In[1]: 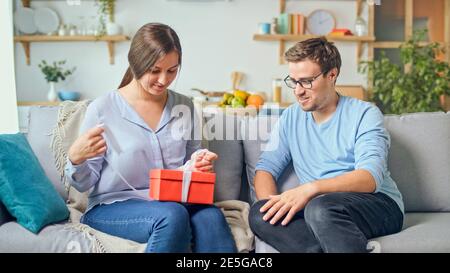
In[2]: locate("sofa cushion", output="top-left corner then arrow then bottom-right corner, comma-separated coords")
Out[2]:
255,213 -> 450,253
371,212 -> 450,252
204,111 -> 244,201
27,106 -> 68,200
0,133 -> 69,233
384,112 -> 450,212
241,116 -> 300,204
209,140 -> 244,201
0,221 -> 92,253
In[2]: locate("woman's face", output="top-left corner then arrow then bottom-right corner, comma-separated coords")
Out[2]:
138,51 -> 180,96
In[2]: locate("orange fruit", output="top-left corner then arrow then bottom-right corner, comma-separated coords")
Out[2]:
246,94 -> 264,108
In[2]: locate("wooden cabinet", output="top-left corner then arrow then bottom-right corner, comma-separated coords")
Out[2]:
373,0 -> 450,63
253,0 -> 376,64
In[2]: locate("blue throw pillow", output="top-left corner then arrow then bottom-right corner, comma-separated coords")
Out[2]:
0,133 -> 69,233
0,201 -> 13,225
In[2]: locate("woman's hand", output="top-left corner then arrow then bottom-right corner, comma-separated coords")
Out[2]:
68,126 -> 107,165
191,150 -> 218,173
260,183 -> 318,226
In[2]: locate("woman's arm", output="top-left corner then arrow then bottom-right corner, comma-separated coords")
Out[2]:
65,103 -> 106,192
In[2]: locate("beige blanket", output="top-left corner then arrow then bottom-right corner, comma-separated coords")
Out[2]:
50,100 -> 89,223
50,100 -> 254,253
215,200 -> 254,253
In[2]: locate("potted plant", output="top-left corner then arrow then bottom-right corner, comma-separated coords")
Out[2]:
38,60 -> 76,102
96,0 -> 121,36
359,29 -> 450,114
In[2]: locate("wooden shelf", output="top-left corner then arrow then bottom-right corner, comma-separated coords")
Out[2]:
14,35 -> 130,65
17,101 -> 60,107
254,34 -> 375,64
253,34 -> 375,42
261,0 -> 376,64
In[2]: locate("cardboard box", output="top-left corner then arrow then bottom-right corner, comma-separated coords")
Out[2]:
149,169 -> 216,204
336,85 -> 367,100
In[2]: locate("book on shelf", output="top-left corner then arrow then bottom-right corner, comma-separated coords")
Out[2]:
297,14 -> 305,35
279,13 -> 305,35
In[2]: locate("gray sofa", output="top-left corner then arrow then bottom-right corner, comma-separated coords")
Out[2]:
0,105 -> 449,253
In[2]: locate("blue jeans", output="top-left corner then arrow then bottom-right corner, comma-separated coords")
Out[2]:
249,192 -> 403,253
81,199 -> 237,253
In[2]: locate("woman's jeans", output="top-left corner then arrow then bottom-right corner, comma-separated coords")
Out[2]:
249,192 -> 404,253
81,199 -> 237,253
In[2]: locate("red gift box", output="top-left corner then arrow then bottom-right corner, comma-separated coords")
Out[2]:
149,169 -> 216,204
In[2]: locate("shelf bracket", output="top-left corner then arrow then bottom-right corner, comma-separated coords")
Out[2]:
279,40 -> 285,65
356,0 -> 363,17
20,42 -> 31,65
356,41 -> 363,64
107,41 -> 115,65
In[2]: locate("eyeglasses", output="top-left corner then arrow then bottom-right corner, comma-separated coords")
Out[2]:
284,71 -> 327,90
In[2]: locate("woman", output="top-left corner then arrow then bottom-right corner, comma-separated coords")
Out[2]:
65,23 -> 237,253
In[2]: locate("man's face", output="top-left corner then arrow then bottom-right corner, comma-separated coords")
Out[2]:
287,59 -> 337,112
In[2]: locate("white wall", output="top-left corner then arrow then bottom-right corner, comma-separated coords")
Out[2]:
1,0 -> 19,133
14,0 -> 368,103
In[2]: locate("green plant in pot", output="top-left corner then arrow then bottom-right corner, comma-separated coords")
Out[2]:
96,0 -> 116,36
359,29 -> 450,114
38,60 -> 76,102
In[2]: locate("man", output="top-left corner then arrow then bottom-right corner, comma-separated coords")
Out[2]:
248,37 -> 404,253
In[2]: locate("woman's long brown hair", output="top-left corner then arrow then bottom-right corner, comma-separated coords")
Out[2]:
118,23 -> 182,89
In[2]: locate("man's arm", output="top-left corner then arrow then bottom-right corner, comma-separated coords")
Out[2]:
312,169 -> 376,195
254,112 -> 292,201
255,170 -> 278,200
313,105 -> 387,195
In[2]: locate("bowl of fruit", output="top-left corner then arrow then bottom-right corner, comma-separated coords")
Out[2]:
218,90 -> 265,109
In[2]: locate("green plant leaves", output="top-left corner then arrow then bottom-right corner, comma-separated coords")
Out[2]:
359,29 -> 450,114
95,0 -> 116,35
38,60 -> 76,83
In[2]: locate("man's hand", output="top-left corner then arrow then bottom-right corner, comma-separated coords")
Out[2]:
191,150 -> 218,173
260,183 -> 318,226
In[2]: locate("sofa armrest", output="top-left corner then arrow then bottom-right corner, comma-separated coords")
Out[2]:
0,202 -> 13,226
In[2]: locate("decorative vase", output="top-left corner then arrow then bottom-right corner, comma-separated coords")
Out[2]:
355,16 -> 367,36
106,22 -> 123,35
47,82 -> 58,102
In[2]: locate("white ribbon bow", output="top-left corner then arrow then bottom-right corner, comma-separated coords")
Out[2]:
180,149 -> 208,203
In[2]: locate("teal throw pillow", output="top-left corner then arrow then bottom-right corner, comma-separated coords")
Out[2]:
0,133 -> 69,233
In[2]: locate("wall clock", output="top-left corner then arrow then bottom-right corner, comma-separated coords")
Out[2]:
306,9 -> 336,36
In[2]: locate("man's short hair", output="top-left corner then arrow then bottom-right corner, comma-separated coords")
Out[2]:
285,37 -> 342,77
